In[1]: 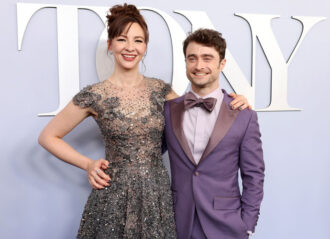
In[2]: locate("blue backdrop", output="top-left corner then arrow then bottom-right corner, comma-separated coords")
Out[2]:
1,0 -> 329,238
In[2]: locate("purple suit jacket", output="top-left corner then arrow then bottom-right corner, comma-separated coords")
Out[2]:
164,91 -> 265,239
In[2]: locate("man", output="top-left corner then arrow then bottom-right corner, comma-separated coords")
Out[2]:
164,29 -> 265,239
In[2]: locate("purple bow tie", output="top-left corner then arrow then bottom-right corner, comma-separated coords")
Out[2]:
184,92 -> 217,112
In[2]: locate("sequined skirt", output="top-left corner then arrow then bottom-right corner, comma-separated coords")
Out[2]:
76,161 -> 176,239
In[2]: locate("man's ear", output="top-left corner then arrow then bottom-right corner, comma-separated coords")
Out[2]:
219,58 -> 226,71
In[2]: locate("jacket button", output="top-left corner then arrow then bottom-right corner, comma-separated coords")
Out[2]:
194,171 -> 199,176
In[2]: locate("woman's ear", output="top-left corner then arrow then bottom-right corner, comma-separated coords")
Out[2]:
107,40 -> 112,51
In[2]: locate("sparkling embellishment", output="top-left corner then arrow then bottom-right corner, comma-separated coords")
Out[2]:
73,78 -> 176,238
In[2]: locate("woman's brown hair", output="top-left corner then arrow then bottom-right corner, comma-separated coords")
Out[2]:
106,4 -> 149,44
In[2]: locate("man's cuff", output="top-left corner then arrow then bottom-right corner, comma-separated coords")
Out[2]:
247,231 -> 254,236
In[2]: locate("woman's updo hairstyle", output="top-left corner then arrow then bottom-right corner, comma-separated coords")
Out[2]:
106,4 -> 149,44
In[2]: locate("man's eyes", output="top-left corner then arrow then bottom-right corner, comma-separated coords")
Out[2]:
187,57 -> 212,62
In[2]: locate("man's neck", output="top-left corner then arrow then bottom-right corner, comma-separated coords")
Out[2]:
191,83 -> 220,97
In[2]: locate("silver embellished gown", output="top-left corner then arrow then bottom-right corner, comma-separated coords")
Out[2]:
72,77 -> 176,238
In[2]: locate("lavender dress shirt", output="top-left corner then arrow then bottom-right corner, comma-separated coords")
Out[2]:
183,88 -> 224,164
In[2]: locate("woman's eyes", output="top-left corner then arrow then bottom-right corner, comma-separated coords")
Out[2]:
116,38 -> 144,43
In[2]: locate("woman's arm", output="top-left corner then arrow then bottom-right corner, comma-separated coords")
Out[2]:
38,101 -> 110,189
165,88 -> 251,111
165,89 -> 179,101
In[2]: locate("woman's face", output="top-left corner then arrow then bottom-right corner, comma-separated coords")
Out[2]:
109,22 -> 147,71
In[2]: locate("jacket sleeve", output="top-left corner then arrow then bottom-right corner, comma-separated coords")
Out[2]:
161,130 -> 168,154
239,111 -> 265,232
161,101 -> 169,154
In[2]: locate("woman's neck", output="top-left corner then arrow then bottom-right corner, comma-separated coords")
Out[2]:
108,67 -> 143,87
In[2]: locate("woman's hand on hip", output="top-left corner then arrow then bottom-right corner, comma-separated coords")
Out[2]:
86,159 -> 111,189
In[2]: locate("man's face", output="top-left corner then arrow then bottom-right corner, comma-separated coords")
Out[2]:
185,41 -> 226,91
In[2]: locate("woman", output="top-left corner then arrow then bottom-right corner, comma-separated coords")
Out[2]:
38,4 -> 249,238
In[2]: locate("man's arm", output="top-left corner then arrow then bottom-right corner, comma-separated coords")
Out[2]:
239,111 -> 265,233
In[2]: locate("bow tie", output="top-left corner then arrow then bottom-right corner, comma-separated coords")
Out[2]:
184,92 -> 217,112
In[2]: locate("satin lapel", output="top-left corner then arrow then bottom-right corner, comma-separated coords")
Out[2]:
199,97 -> 239,164
169,100 -> 196,166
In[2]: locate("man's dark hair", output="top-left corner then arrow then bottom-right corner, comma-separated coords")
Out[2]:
183,28 -> 226,60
